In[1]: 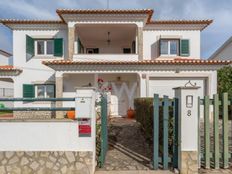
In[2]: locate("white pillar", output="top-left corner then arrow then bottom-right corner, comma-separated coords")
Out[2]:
174,86 -> 200,174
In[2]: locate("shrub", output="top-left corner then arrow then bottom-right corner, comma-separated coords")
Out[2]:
218,66 -> 232,118
218,66 -> 232,98
134,98 -> 174,155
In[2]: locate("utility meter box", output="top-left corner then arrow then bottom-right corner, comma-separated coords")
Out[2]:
75,87 -> 96,119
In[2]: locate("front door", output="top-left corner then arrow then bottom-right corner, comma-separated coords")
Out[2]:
110,82 -> 129,116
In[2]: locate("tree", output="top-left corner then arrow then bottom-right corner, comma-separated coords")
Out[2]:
218,66 -> 232,98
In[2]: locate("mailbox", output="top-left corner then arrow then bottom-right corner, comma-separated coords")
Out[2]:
75,87 -> 96,119
75,87 -> 96,137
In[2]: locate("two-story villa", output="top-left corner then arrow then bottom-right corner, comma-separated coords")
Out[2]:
0,9 -> 230,118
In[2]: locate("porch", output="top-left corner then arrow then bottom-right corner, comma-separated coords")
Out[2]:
61,73 -> 140,117
69,23 -> 142,60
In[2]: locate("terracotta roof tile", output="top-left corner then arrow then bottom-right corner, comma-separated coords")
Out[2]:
0,19 -> 64,24
148,20 -> 213,25
43,59 -> 232,66
56,9 -> 154,22
0,65 -> 22,71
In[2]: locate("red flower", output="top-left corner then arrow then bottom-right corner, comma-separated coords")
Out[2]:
98,78 -> 104,83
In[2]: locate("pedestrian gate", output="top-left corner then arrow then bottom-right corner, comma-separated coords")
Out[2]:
153,94 -> 180,170
98,95 -> 108,168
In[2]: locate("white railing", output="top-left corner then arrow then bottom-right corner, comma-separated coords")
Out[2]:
73,54 -> 138,62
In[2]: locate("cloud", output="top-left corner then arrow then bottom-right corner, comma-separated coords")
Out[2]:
0,0 -> 55,19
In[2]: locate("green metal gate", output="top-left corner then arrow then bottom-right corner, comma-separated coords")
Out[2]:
198,93 -> 232,169
153,94 -> 180,170
98,95 -> 108,168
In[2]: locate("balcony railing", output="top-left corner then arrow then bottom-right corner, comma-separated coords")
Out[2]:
73,54 -> 138,62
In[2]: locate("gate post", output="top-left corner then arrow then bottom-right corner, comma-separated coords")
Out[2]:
173,86 -> 200,174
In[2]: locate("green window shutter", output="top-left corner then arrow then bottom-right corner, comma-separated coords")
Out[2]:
23,84 -> 35,98
180,39 -> 190,56
54,38 -> 63,57
26,35 -> 34,59
77,38 -> 81,54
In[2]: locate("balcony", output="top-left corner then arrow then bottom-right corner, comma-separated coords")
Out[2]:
72,24 -> 139,61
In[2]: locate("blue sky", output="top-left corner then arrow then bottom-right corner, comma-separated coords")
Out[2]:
0,0 -> 232,59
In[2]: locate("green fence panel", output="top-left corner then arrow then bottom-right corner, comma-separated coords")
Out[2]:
99,95 -> 108,168
198,97 -> 201,168
162,95 -> 169,170
222,93 -> 229,168
204,95 -> 210,169
213,94 -> 220,169
153,94 -> 159,170
173,98 -> 179,169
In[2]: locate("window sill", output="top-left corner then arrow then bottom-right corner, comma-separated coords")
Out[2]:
32,56 -> 59,59
159,55 -> 179,57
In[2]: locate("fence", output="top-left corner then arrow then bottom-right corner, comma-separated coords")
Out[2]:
153,94 -> 180,170
98,95 -> 108,168
0,88 -> 13,97
199,93 -> 232,169
0,98 -> 75,111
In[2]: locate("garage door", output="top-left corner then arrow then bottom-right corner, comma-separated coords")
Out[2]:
148,77 -> 206,98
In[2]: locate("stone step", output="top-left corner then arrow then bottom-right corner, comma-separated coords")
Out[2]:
95,170 -> 174,174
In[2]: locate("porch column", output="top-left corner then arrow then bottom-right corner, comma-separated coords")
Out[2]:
137,27 -> 143,60
56,73 -> 63,118
68,26 -> 75,60
174,87 -> 200,174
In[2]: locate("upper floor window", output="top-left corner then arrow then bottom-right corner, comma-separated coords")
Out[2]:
36,40 -> 54,56
160,39 -> 179,56
26,35 -> 63,60
159,39 -> 190,57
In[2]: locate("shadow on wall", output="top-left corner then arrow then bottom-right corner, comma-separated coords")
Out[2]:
151,40 -> 159,59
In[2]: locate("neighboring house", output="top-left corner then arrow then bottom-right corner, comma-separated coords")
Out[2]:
0,50 -> 14,107
0,49 -> 12,65
0,9 -> 231,118
209,36 -> 232,60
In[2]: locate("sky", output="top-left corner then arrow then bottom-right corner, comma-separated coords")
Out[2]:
0,0 -> 232,59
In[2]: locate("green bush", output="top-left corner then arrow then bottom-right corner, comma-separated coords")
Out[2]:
218,66 -> 232,98
134,98 -> 174,155
218,66 -> 232,118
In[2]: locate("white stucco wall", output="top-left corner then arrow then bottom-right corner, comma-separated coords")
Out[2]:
13,29 -> 67,107
0,121 -> 95,151
143,30 -> 201,59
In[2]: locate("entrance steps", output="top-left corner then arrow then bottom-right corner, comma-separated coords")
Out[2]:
95,171 -> 174,174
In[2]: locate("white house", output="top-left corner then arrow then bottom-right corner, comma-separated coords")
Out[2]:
0,9 -> 231,118
0,50 -> 14,104
209,36 -> 232,60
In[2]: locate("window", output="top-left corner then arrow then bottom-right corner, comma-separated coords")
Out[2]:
123,48 -> 131,54
35,40 -> 54,56
86,48 -> 99,54
35,84 -> 55,98
160,39 -> 179,56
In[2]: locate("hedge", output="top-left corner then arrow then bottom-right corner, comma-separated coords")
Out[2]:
134,97 -> 174,154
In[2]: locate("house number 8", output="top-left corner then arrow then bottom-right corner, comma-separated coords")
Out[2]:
187,110 -> 191,116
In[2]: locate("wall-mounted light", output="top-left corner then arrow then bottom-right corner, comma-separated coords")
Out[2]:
186,95 -> 193,108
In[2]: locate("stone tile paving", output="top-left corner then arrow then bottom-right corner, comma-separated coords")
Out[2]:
95,170 -> 174,174
97,117 -> 153,171
97,117 -> 232,174
199,167 -> 232,174
200,120 -> 232,168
